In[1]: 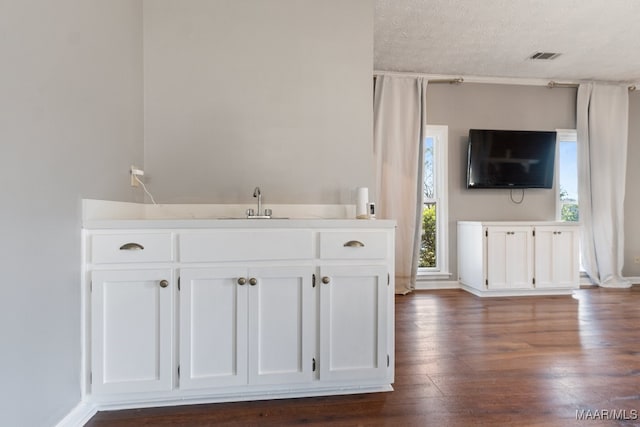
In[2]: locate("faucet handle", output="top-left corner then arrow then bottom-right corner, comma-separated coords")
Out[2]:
264,208 -> 272,217
246,208 -> 255,217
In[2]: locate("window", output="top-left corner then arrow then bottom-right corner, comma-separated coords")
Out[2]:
556,129 -> 579,221
419,125 -> 449,277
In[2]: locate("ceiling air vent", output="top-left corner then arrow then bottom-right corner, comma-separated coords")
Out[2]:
529,52 -> 561,60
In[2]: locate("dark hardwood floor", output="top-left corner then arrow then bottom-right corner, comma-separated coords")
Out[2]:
86,287 -> 640,426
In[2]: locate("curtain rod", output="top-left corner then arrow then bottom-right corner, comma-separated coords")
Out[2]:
373,72 -> 637,91
430,77 -> 464,84
548,81 -> 637,92
373,73 -> 464,85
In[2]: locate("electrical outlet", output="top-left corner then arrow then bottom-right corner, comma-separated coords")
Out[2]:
130,165 -> 144,187
634,256 -> 640,265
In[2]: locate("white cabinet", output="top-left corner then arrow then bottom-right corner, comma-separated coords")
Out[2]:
179,266 -> 314,390
178,267 -> 248,389
534,226 -> 579,288
486,226 -> 533,290
458,221 -> 579,296
247,266 -> 314,385
83,219 -> 395,410
318,265 -> 389,382
90,269 -> 173,394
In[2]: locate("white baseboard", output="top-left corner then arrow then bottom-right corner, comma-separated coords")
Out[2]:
579,275 -> 639,287
413,275 -> 638,292
414,280 -> 461,290
54,401 -> 97,427
460,283 -> 576,297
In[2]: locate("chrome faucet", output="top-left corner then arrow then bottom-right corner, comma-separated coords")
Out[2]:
253,186 -> 262,216
246,186 -> 272,218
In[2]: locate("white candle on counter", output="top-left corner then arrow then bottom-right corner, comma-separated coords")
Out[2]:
356,187 -> 369,219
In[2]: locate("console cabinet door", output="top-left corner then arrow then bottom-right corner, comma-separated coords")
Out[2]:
91,269 -> 173,394
247,266 -> 314,385
319,265 -> 389,382
179,268 -> 249,390
179,266 -> 314,389
534,226 -> 579,288
486,226 -> 533,289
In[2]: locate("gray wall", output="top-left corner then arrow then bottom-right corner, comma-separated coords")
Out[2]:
426,83 -> 577,279
624,91 -> 640,277
0,1 -> 143,425
142,0 -> 374,204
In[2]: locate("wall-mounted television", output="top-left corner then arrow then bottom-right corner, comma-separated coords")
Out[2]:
466,129 -> 557,189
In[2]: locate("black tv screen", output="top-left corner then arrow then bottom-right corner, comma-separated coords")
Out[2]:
466,129 -> 556,189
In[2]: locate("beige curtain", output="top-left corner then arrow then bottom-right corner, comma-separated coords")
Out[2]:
577,83 -> 631,288
373,75 -> 427,294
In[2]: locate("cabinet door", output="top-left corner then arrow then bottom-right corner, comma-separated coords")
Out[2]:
179,268 -> 249,389
486,226 -> 533,289
91,269 -> 173,394
319,265 -> 388,382
534,227 -> 579,288
248,266 -> 314,385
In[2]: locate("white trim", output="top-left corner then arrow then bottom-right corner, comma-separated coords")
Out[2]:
414,280 -> 460,291
556,128 -> 577,140
59,384 -> 393,425
374,71 -> 568,88
580,273 -> 595,286
555,129 -> 578,222
54,401 -> 97,427
624,277 -> 640,285
460,283 -> 575,297
419,125 -> 449,274
373,71 -> 640,88
417,271 -> 452,281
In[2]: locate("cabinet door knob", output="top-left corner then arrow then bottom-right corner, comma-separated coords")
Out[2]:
159,279 -> 169,288
237,277 -> 247,286
249,278 -> 258,286
321,276 -> 331,284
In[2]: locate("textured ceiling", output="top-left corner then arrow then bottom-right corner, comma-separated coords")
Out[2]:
375,0 -> 640,83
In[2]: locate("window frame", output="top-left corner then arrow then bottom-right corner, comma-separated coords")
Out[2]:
417,125 -> 450,278
555,129 -> 579,222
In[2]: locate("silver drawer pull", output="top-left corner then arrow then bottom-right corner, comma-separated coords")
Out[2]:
343,240 -> 365,248
119,242 -> 144,251
159,280 -> 169,288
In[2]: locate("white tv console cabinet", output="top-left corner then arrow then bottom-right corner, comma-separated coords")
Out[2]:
81,210 -> 395,412
458,221 -> 580,297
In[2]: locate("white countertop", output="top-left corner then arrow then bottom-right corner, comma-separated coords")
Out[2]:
84,218 -> 396,229
82,199 -> 396,229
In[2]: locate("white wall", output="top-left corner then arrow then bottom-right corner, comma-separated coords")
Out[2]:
142,0 -> 374,205
426,83 -> 577,279
0,1 -> 143,425
424,83 -> 640,281
624,90 -> 640,277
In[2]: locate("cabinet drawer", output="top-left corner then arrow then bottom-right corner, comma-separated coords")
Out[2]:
319,231 -> 388,260
180,230 -> 314,262
91,233 -> 174,264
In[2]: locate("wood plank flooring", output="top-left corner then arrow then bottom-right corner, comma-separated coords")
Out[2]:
86,287 -> 640,426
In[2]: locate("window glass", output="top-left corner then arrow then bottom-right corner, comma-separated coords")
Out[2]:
420,137 -> 436,268
419,127 -> 448,276
557,131 -> 578,221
